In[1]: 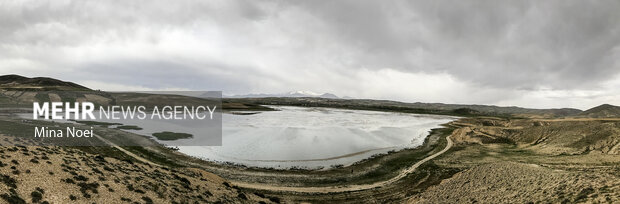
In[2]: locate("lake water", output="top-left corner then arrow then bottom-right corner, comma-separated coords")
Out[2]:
178,106 -> 457,169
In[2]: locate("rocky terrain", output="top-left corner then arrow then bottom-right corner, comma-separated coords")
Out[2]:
420,116 -> 620,204
410,162 -> 620,203
0,134 -> 276,204
451,117 -> 620,155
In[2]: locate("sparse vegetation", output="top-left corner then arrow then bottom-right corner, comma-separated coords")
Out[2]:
115,125 -> 143,130
151,131 -> 193,141
30,190 -> 42,203
72,120 -> 123,127
1,192 -> 26,204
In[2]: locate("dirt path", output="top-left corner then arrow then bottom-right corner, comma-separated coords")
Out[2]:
94,134 -> 162,167
533,118 -> 620,122
230,135 -> 454,193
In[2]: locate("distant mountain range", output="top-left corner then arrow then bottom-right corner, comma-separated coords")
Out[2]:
226,91 -> 341,99
4,74 -> 620,118
227,97 -> 588,117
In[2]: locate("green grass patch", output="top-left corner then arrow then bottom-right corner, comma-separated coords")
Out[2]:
0,120 -> 34,137
72,120 -> 122,127
34,93 -> 50,102
115,125 -> 143,130
402,162 -> 462,195
152,131 -> 193,141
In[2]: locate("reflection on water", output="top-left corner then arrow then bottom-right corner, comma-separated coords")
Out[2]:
179,106 -> 457,169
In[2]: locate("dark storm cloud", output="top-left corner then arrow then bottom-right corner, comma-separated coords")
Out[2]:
1,0 -> 619,108
285,0 -> 620,89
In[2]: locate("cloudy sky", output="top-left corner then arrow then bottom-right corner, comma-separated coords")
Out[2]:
1,0 -> 619,109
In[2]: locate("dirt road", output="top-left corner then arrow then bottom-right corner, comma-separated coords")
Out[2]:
230,135 -> 454,193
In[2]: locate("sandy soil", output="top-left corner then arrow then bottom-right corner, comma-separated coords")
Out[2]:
409,162 -> 620,203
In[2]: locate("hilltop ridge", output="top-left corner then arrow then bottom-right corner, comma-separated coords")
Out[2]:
227,90 -> 340,99
0,74 -> 90,91
579,104 -> 620,118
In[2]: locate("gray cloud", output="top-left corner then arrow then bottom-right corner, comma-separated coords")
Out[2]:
1,0 -> 619,109
285,0 -> 620,89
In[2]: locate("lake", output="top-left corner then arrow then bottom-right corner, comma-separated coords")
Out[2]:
178,106 -> 457,169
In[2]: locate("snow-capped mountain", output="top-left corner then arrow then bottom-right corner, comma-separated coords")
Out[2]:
226,91 -> 340,99
286,90 -> 321,97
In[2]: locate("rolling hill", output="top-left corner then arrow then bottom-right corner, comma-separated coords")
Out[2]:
225,97 -> 583,117
579,104 -> 620,118
0,74 -> 90,91
227,90 -> 340,99
0,74 -> 274,111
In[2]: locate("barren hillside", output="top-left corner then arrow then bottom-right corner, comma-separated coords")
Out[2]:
0,135 -> 277,204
